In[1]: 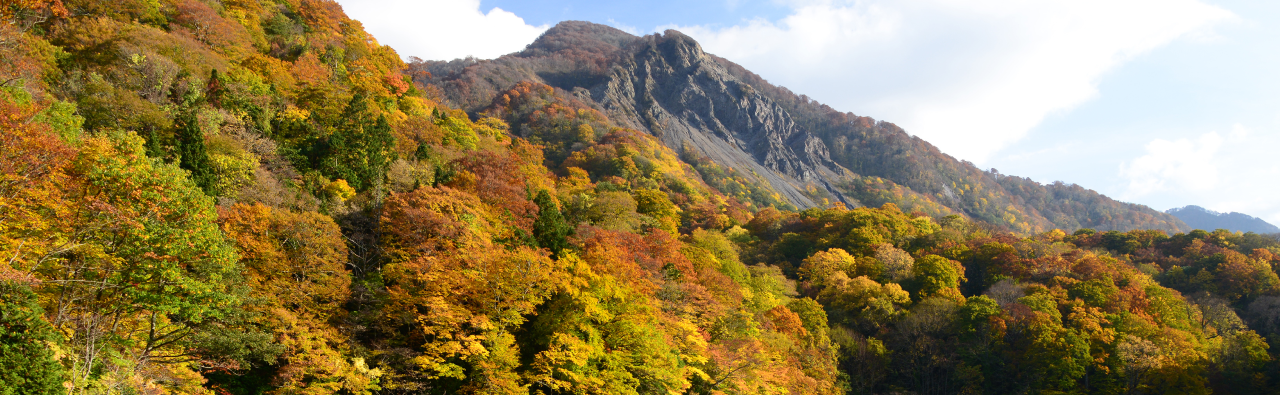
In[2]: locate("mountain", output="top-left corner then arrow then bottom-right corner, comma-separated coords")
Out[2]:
415,21 -> 1190,235
1167,205 -> 1280,233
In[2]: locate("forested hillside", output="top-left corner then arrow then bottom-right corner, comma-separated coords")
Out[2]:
3,2 -> 1278,395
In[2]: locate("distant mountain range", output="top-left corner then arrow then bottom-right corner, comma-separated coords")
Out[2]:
1167,205 -> 1280,234
416,21 -> 1189,234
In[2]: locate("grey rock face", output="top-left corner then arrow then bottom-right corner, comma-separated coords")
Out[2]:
589,31 -> 850,208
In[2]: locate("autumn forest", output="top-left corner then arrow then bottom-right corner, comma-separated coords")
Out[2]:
3,1 -> 1280,395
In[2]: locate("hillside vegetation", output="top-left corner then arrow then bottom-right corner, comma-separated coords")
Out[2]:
3,3 -> 1278,395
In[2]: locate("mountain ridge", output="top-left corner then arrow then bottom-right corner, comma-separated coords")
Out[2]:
1167,205 -> 1280,234
415,21 -> 1188,234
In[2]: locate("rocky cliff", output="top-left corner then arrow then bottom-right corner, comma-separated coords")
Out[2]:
588,30 -> 850,208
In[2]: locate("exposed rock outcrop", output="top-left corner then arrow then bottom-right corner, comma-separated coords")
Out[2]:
589,30 -> 850,208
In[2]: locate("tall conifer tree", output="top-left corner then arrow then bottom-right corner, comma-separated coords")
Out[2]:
532,189 -> 571,258
323,93 -> 396,191
176,109 -> 214,195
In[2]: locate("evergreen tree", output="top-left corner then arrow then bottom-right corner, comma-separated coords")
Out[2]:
0,282 -> 67,395
365,114 -> 395,184
176,110 -> 215,195
532,189 -> 571,258
143,125 -> 163,158
323,93 -> 396,191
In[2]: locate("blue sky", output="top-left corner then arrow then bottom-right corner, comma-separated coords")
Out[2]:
474,0 -> 794,32
337,0 -> 1280,226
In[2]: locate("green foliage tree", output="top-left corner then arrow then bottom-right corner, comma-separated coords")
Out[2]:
0,282 -> 66,395
176,109 -> 216,195
436,109 -> 479,150
634,188 -> 680,235
323,93 -> 396,191
532,189 -> 572,258
912,254 -> 965,301
2,126 -> 268,393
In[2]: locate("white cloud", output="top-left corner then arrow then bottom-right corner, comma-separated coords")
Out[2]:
1228,123 -> 1251,142
335,0 -> 548,61
607,19 -> 640,35
1118,126 -> 1280,226
1119,132 -> 1223,199
675,0 -> 1236,163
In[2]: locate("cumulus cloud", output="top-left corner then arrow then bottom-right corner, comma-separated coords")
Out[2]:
1118,125 -> 1280,225
336,0 -> 548,61
1119,132 -> 1223,198
675,0 -> 1235,163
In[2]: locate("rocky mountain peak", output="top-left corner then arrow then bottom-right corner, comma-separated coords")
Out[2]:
584,28 -> 850,207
